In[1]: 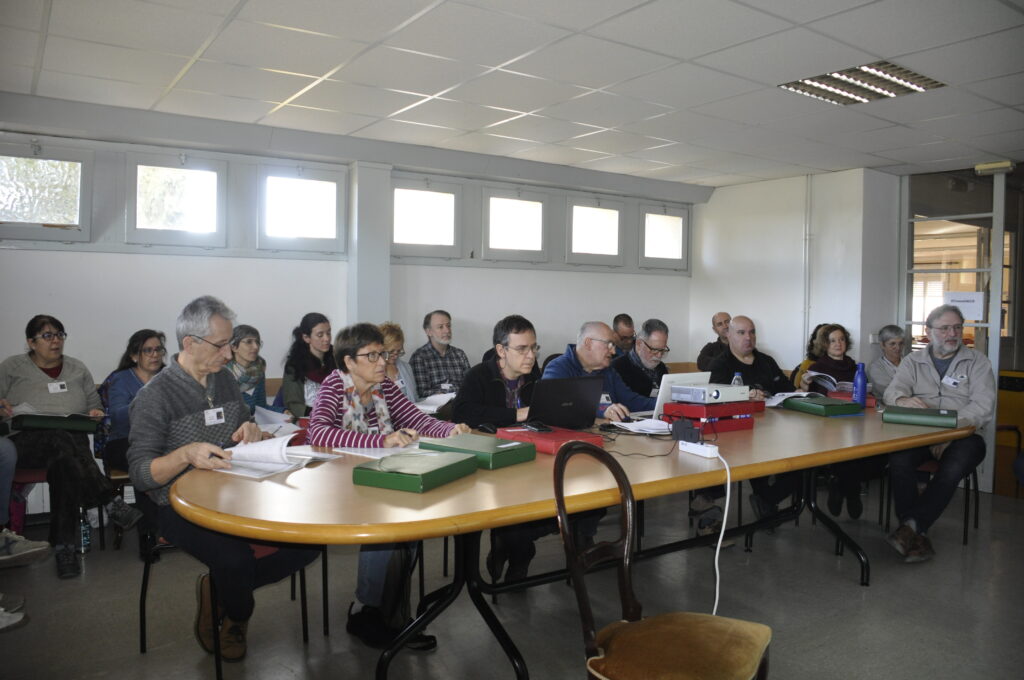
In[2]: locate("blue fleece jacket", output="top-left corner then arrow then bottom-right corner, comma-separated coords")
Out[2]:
542,344 -> 655,415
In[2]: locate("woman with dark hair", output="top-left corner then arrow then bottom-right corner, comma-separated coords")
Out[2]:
791,323 -> 828,390
281,312 -> 336,417
101,329 -> 167,470
308,323 -> 469,652
227,325 -> 287,416
0,315 -> 138,578
798,323 -> 856,393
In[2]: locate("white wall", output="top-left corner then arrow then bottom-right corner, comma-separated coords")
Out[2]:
391,264 -> 690,362
0,250 -> 347,381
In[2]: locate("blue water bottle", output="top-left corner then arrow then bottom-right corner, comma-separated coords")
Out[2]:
852,362 -> 867,407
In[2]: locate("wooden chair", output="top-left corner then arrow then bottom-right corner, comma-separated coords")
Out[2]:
553,441 -> 771,680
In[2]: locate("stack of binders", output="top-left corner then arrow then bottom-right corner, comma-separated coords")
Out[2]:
661,400 -> 764,434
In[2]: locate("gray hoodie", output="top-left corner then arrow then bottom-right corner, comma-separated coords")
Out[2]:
883,344 -> 995,430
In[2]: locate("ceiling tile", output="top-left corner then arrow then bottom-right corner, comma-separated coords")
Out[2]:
561,129 -> 666,155
734,0 -> 875,24
439,132 -> 537,155
36,70 -> 163,109
509,34 -> 676,89
809,0 -> 1024,57
897,26 -> 1024,86
539,91 -> 671,129
577,156 -> 670,174
965,129 -> 1024,155
962,72 -> 1024,107
689,173 -> 763,187
758,106 -> 892,139
610,63 -> 763,110
588,0 -> 792,60
447,70 -> 588,112
385,3 -> 568,66
353,119 -> 459,145
688,151 -> 799,175
693,27 -> 875,86
337,47 -> 486,96
261,105 -> 378,136
289,79 -> 424,118
203,20 -> 365,77
155,89 -> 276,123
746,164 -> 826,179
873,141 -> 976,163
849,87 -> 995,124
43,37 -> 188,86
49,0 -> 222,55
394,98 -> 515,131
627,142 -> 720,165
457,0 -> 648,32
829,125 -> 942,153
510,145 -> 608,165
485,115 -> 600,143
0,0 -> 45,30
0,26 -> 40,68
911,108 -> 1024,140
631,165 -> 719,182
690,87 -> 833,124
0,64 -> 34,93
683,128 -> 810,155
619,110 -> 750,141
239,0 -> 435,43
754,139 -> 891,169
178,61 -> 316,102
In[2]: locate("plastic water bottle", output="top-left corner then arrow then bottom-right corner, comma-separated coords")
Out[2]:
731,372 -> 743,386
852,362 -> 867,407
79,509 -> 92,554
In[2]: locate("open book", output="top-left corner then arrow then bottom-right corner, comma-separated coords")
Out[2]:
254,406 -> 302,437
414,393 -> 454,414
803,372 -> 853,393
215,437 -> 339,479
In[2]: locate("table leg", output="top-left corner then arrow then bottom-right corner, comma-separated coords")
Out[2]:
375,531 -> 529,680
803,469 -> 870,586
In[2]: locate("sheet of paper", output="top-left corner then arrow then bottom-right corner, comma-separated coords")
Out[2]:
214,460 -> 305,480
414,393 -> 454,414
255,406 -> 292,425
612,418 -> 671,434
286,444 -> 342,461
765,392 -> 815,408
335,443 -> 421,460
228,436 -> 291,464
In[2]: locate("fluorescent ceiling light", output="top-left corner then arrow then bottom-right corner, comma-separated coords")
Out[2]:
779,61 -> 943,106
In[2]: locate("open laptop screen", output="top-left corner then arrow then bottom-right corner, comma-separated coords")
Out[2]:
526,376 -> 604,430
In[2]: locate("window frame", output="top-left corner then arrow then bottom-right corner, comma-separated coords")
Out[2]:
0,143 -> 93,243
257,163 -> 347,254
480,184 -> 549,263
638,203 -> 690,272
125,151 -> 228,248
565,195 -> 625,266
391,173 -> 463,259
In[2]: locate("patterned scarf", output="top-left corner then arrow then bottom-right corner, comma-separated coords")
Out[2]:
338,369 -> 394,435
227,357 -> 265,395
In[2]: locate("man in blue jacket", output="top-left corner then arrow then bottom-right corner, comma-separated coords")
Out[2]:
543,321 -> 655,421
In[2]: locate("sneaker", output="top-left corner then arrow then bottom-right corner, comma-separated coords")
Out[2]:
689,493 -> 717,514
826,477 -> 843,517
55,547 -> 80,579
107,497 -> 144,531
219,617 -> 248,662
0,609 -> 28,634
195,574 -> 217,654
886,524 -> 917,557
696,507 -> 735,548
904,533 -> 935,564
0,592 -> 25,613
0,528 -> 51,569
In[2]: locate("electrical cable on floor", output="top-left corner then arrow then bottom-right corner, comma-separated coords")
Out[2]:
711,449 -> 731,617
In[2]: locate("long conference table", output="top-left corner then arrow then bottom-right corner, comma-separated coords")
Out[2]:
170,407 -> 973,679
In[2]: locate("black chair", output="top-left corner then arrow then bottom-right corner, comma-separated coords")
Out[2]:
553,441 -> 771,680
884,462 -> 979,545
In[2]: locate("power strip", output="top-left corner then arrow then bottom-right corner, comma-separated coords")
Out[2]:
678,441 -> 720,458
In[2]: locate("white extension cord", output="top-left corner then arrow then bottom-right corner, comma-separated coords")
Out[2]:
679,440 -> 731,616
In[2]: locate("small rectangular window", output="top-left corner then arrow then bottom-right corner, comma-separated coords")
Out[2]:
258,164 -> 347,253
0,144 -> 93,243
481,185 -> 548,263
391,174 -> 462,259
567,198 -> 624,265
126,152 -> 226,247
639,205 -> 689,271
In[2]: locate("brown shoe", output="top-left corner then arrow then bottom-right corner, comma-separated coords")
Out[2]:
886,524 -> 916,557
219,617 -> 248,662
904,533 -> 935,563
194,574 -> 217,653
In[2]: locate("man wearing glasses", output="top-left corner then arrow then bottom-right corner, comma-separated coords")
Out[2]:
612,318 -> 670,398
452,315 -> 541,428
884,304 -> 994,563
543,321 -> 655,422
612,313 -> 636,355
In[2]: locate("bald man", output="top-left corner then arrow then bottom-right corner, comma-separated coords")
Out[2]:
696,312 -> 731,371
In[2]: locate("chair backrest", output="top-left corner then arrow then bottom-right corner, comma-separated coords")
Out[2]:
93,374 -> 114,457
541,353 -> 561,374
553,441 -> 641,661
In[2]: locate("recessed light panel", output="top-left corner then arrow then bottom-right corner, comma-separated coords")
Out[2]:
779,61 -> 944,106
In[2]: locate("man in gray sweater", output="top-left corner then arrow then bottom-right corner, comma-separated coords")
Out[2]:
128,296 -> 317,662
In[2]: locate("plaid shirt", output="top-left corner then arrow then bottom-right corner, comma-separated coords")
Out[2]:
409,341 -> 471,399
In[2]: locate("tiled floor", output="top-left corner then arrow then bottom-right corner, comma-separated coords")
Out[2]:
4,483 -> 1023,679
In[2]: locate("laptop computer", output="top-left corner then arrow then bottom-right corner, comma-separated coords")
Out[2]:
526,375 -> 604,430
630,371 -> 712,420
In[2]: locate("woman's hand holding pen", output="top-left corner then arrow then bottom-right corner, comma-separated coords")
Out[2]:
384,428 -> 418,447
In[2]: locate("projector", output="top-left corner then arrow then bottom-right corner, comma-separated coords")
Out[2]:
670,383 -> 749,404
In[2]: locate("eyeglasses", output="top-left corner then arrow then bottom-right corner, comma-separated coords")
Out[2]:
140,346 -> 167,356
930,324 -> 963,334
238,338 -> 263,348
189,335 -> 232,350
33,331 -> 67,342
355,350 -> 392,363
639,338 -> 670,356
505,343 -> 541,356
385,349 -> 405,359
586,337 -> 616,350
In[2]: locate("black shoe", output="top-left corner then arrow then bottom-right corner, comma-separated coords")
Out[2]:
485,535 -> 508,583
826,477 -> 843,517
107,498 -> 144,531
404,629 -> 438,652
347,604 -> 438,652
504,542 -> 537,586
845,486 -> 863,520
748,494 -> 778,534
55,547 -> 80,579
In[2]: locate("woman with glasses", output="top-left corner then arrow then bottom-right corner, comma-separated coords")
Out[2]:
379,322 -> 417,403
281,312 -> 336,418
0,315 -> 133,579
307,323 -> 469,652
868,324 -> 906,398
226,325 -> 287,416
101,329 -> 168,471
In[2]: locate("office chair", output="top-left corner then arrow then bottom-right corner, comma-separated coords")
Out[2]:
553,441 -> 771,680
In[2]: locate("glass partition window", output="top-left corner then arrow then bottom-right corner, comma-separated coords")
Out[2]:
136,165 -> 217,233
394,188 -> 455,246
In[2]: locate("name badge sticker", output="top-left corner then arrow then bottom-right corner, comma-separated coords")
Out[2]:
204,407 -> 225,426
599,392 -> 612,405
941,374 -> 961,388
47,381 -> 68,394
